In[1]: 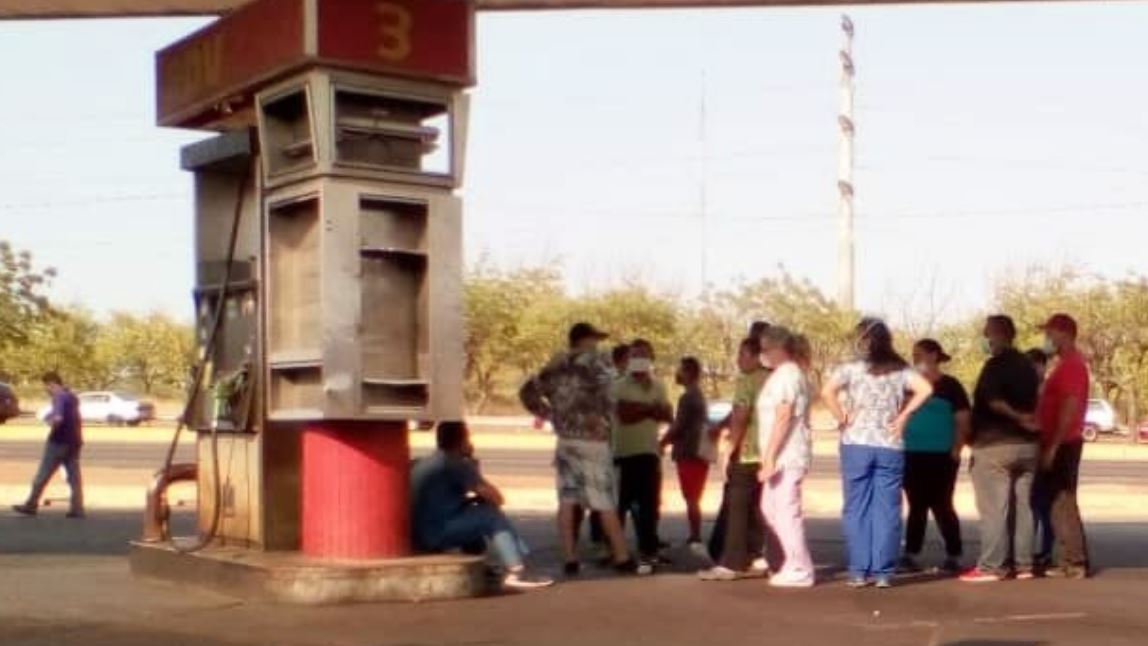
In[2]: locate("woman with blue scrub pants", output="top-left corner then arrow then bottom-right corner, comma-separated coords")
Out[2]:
822,319 -> 933,589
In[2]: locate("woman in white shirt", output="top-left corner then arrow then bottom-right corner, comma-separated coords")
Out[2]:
821,318 -> 933,589
756,326 -> 816,588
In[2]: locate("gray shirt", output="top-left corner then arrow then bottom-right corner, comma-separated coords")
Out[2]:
667,386 -> 708,462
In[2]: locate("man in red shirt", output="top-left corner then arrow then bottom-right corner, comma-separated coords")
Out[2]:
1035,313 -> 1090,579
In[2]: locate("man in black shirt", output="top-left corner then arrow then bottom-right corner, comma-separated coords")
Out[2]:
961,315 -> 1041,583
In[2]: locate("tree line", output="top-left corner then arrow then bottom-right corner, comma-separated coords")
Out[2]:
4,240 -> 1148,422
0,241 -> 193,399
465,263 -> 1148,424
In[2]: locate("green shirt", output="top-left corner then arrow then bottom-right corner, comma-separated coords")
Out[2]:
733,368 -> 769,464
611,376 -> 670,458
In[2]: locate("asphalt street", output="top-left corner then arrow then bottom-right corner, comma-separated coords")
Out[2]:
0,436 -> 1143,485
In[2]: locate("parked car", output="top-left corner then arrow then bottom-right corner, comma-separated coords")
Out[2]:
1083,398 -> 1118,442
39,391 -> 157,426
0,382 -> 20,424
707,401 -> 732,427
1138,419 -> 1148,444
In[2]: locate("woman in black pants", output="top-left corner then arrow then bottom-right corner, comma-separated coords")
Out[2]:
901,339 -> 971,574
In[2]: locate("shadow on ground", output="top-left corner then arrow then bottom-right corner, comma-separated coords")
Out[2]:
0,620 -> 248,646
506,512 -> 1148,576
942,642 -> 1047,646
0,509 -> 195,556
2,508 -> 1147,575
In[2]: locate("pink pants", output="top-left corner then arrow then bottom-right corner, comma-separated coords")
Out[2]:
761,467 -> 815,582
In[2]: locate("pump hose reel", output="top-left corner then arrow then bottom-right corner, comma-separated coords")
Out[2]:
146,167 -> 250,553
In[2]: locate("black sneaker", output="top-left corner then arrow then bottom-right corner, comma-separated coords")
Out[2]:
66,510 -> 86,519
613,559 -> 639,575
898,555 -> 923,573
563,561 -> 582,577
11,504 -> 36,517
941,558 -> 963,575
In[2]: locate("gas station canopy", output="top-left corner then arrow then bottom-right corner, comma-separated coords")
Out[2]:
0,0 -> 1012,19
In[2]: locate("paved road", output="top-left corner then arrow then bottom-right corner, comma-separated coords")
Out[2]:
0,440 -> 195,470
3,433 -> 1148,645
0,438 -> 1143,484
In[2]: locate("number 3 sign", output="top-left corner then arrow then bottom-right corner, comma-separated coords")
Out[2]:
375,2 -> 413,62
318,0 -> 474,84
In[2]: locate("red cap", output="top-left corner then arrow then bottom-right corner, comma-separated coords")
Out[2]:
1041,313 -> 1078,337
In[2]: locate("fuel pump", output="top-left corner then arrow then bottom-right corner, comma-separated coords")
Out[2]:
133,0 -> 479,603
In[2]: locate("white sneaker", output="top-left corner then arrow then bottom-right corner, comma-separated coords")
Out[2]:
750,558 -> 770,577
769,571 -> 815,588
503,570 -> 555,591
698,566 -> 743,581
636,560 -> 656,576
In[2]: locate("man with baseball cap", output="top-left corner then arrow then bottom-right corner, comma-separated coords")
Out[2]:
519,322 -> 639,576
1035,313 -> 1091,578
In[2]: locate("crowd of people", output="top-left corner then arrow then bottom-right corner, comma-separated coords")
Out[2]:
410,313 -> 1092,592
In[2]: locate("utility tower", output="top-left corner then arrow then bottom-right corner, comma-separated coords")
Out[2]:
837,14 -> 856,311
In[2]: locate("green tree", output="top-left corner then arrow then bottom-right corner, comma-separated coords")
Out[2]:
673,299 -> 741,397
463,264 -> 567,412
0,241 -> 56,380
581,284 -> 680,368
721,271 -> 857,385
3,308 -> 114,390
994,267 -> 1148,424
99,312 -> 194,396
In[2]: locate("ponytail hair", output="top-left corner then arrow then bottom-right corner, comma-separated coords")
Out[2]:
858,318 -> 907,375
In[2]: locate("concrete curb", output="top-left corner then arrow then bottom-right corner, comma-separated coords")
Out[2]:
129,543 -> 489,605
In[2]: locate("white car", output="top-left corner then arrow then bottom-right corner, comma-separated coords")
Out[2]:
707,401 -> 733,426
1084,398 -> 1118,442
40,391 -> 157,427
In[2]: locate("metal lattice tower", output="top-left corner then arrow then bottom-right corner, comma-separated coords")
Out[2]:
837,14 -> 856,311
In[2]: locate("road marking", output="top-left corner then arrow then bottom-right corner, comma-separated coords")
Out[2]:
973,612 -> 1088,624
860,620 -> 940,632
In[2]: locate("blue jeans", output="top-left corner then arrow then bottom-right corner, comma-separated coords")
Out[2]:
841,444 -> 904,579
26,441 -> 83,512
434,503 -> 527,570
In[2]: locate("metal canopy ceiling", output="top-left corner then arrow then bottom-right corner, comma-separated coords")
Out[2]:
0,0 -> 1032,19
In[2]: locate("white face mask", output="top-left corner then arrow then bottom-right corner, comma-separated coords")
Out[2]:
915,362 -> 929,374
628,357 -> 652,374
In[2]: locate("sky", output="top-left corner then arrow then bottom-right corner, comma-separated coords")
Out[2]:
3,4 -> 1148,327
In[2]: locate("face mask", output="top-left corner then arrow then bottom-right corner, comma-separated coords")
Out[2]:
628,358 -> 652,374
1042,337 -> 1056,355
761,355 -> 777,370
980,338 -> 993,356
914,362 -> 929,374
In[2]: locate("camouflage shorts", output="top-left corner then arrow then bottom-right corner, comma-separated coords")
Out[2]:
554,438 -> 618,511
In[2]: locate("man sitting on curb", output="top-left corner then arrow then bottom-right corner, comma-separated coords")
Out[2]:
411,421 -> 553,591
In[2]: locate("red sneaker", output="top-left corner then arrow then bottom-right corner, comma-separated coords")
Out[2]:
959,568 -> 1004,583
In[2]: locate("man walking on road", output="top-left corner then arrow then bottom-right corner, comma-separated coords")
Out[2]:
519,322 -> 638,577
13,371 -> 85,518
961,316 -> 1041,583
1036,313 -> 1091,579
